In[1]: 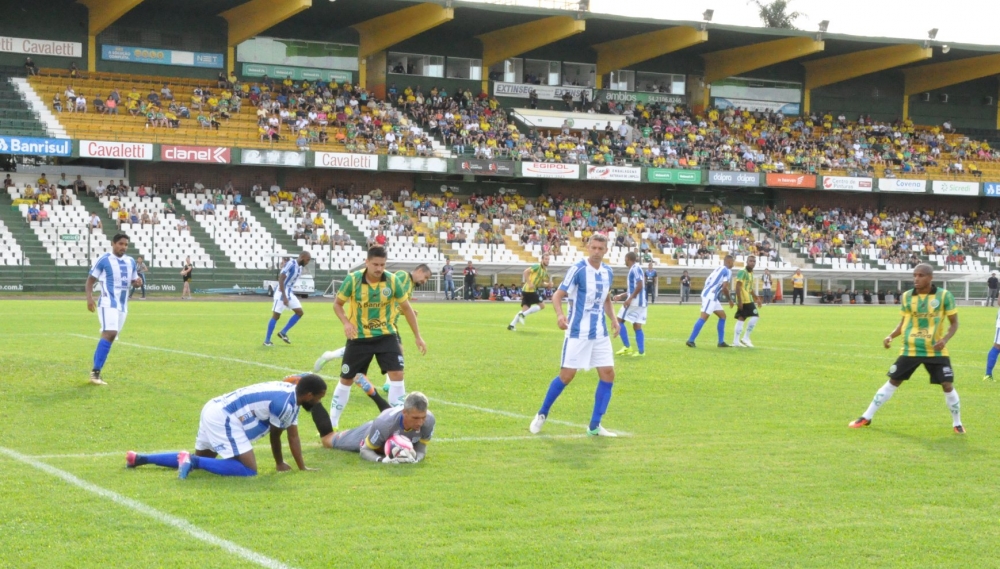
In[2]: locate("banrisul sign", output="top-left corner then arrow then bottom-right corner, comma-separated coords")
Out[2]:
0,136 -> 71,156
647,168 -> 702,185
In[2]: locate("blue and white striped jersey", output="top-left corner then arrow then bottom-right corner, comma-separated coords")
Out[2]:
89,252 -> 137,312
701,265 -> 732,300
212,381 -> 300,442
279,259 -> 302,295
559,259 -> 614,340
627,263 -> 647,308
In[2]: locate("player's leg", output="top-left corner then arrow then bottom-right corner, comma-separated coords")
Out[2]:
374,335 -> 407,406
277,297 -> 304,343
932,361 -> 963,432
588,338 -> 617,436
985,332 -> 1000,381
522,299 -> 544,320
615,310 -> 632,354
127,450 -> 183,468
180,411 -> 257,477
186,449 -> 258,477
850,358 -> 911,427
509,300 -> 530,329
314,345 -> 346,372
91,309 -> 121,385
265,297 -> 283,345
140,274 -> 146,299
742,306 -> 759,347
686,311 -> 709,347
632,322 -> 645,356
531,339 -> 580,433
329,342 -> 370,428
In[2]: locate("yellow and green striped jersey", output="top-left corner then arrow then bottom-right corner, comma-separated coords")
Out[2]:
390,271 -> 415,326
735,269 -> 754,305
336,270 -> 407,338
899,287 -> 957,357
523,263 -> 549,293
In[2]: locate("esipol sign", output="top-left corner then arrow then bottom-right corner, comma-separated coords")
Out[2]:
519,162 -> 580,179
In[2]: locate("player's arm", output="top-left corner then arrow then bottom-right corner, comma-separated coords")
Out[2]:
552,288 -> 568,329
359,446 -> 383,462
277,271 -> 288,304
269,425 -> 292,471
399,299 -> 427,354
883,317 -> 905,349
333,296 -> 357,339
413,441 -> 427,462
522,267 -> 531,284
85,274 -> 98,312
603,294 -> 620,338
934,313 -> 959,351
283,424 -> 314,471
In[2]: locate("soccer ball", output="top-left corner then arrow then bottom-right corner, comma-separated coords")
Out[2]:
384,434 -> 415,459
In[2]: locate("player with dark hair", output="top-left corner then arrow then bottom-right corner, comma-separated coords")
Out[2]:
614,252 -> 648,357
849,264 -> 964,433
126,375 -> 327,477
264,251 -> 311,346
686,255 -> 735,348
85,233 -> 143,385
324,392 -> 435,464
732,255 -> 761,348
508,254 -> 552,331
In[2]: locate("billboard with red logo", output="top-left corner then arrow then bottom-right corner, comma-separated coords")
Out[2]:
519,162 -> 580,179
160,145 -> 231,164
821,176 -> 874,191
80,140 -> 153,160
765,173 -> 817,188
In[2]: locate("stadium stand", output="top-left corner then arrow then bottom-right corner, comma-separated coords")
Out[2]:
0,75 -> 49,138
99,192 -> 213,269
7,183 -> 110,267
0,220 -> 24,266
176,191 -> 287,270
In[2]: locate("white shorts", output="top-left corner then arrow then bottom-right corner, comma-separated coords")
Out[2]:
700,296 -> 723,314
616,305 -> 647,324
97,307 -> 127,333
194,403 -> 253,459
272,291 -> 302,314
994,326 -> 1000,344
559,336 -> 614,371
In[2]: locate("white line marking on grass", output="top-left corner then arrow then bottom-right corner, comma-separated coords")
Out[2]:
65,334 -> 631,436
0,446 -> 299,569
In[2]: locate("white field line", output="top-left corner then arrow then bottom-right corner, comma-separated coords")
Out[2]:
0,446 -> 299,569
65,334 -> 630,436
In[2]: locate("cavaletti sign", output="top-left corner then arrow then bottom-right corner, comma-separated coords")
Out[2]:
931,181 -> 979,196
822,176 -> 873,191
0,36 -> 81,58
160,145 -> 230,164
765,173 -> 817,188
586,165 -> 641,182
519,162 -> 580,179
313,152 -> 378,170
708,171 -> 760,187
80,140 -> 153,160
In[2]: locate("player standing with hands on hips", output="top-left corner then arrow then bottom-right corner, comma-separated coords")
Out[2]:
529,234 -> 621,437
86,233 -> 143,385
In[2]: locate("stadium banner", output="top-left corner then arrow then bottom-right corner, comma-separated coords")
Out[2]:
984,182 -> 1000,197
711,77 -> 802,115
493,82 -> 594,102
0,36 -> 81,58
520,162 -> 580,179
238,149 -> 306,167
386,156 -> 448,173
765,173 -> 817,188
878,178 -> 927,193
236,37 -> 359,72
101,45 -> 223,69
821,176 -> 874,191
931,180 -> 979,197
80,140 -> 153,160
241,63 -> 352,84
596,90 -> 685,105
457,159 -> 515,176
586,165 -> 641,182
647,168 -> 702,185
708,171 -> 761,187
313,152 -> 379,170
160,145 -> 230,164
0,136 -> 71,157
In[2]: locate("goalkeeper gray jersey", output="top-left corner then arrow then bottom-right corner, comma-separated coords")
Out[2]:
331,407 -> 435,453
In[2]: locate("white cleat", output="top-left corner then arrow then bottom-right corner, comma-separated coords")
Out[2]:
314,351 -> 336,372
587,424 -> 618,437
732,341 -> 744,348
741,338 -> 755,348
529,413 -> 546,434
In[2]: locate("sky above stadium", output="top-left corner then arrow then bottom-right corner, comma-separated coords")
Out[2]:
467,0 -> 998,47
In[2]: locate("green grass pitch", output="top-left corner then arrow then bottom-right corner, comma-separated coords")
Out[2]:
1,298 -> 999,568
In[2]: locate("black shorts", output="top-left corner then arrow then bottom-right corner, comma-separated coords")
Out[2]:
521,292 -> 541,307
340,335 -> 404,379
735,302 -> 758,319
887,356 -> 954,384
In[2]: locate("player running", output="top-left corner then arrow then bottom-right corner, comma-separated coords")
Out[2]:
732,255 -> 761,348
264,252 -> 311,346
508,254 -> 553,331
325,392 -> 434,463
985,305 -> 1000,382
685,254 -> 735,348
849,264 -> 964,433
126,375 -> 327,477
529,234 -> 621,437
614,252 -> 647,357
85,233 -> 143,385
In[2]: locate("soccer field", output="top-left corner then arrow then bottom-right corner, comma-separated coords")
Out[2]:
2,298 -> 999,568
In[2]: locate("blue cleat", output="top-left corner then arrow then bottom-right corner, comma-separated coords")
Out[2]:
354,374 -> 374,394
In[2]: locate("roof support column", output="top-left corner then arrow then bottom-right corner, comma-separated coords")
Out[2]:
801,44 -> 931,113
592,26 -> 706,89
477,16 -> 584,93
78,0 -> 146,71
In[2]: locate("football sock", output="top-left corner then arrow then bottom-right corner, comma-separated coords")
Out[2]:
945,390 -> 961,426
265,318 -> 277,342
509,312 -> 521,326
329,383 -> 352,428
987,346 -> 1000,375
745,316 -> 758,339
620,326 -> 631,348
635,329 -> 645,354
589,380 -> 614,431
688,319 -> 706,343
369,392 -> 392,412
524,305 -> 542,317
190,456 -> 256,477
862,381 -> 898,420
92,338 -> 112,371
280,313 -> 301,335
137,452 -> 179,468
539,376 -> 566,416
733,321 -> 744,345
716,318 -> 726,343
388,381 -> 406,406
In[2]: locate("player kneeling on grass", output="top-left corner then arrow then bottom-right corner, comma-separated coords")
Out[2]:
320,392 -> 434,463
127,375 -> 327,478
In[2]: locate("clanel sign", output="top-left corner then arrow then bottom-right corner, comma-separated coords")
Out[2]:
708,171 -> 761,187
878,178 -> 927,193
822,176 -> 873,192
586,165 -> 641,182
520,162 -> 580,179
931,181 -> 979,196
0,136 -> 71,157
314,152 -> 378,170
161,145 -> 230,164
80,140 -> 153,160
